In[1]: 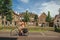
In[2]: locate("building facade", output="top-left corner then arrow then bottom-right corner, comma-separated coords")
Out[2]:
19,12 -> 37,26
0,12 -> 20,27
53,9 -> 60,27
38,12 -> 48,27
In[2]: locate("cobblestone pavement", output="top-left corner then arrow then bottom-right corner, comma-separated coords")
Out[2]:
0,31 -> 60,40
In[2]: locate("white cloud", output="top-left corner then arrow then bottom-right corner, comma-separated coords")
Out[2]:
52,0 -> 60,5
20,0 -> 29,3
14,11 -> 19,15
40,1 -> 60,17
17,0 -> 60,17
32,11 -> 37,13
26,8 -> 30,11
17,7 -> 22,10
16,5 -> 24,10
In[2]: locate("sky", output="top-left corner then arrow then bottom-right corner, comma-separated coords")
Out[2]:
12,0 -> 60,17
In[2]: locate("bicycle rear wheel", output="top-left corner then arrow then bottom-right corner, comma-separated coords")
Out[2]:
22,28 -> 29,36
10,29 -> 19,36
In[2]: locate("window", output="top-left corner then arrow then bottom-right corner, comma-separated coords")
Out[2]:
15,21 -> 16,25
0,16 -> 1,19
2,21 -> 4,25
20,17 -> 24,20
5,21 -> 7,25
57,20 -> 59,22
10,21 -> 12,24
30,18 -> 34,20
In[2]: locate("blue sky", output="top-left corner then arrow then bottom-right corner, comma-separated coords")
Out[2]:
12,0 -> 60,17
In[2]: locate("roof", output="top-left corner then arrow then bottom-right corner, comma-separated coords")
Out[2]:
19,12 -> 38,17
39,12 -> 47,18
13,12 -> 19,16
53,14 -> 60,21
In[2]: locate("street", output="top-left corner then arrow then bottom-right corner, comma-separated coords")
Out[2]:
0,31 -> 60,40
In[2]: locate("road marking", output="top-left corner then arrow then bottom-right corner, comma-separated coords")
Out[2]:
46,36 -> 59,38
28,35 -> 59,38
40,32 -> 46,36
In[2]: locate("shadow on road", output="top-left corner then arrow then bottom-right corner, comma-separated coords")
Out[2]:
0,37 -> 17,40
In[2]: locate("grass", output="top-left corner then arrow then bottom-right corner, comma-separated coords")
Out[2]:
0,25 -> 16,32
28,27 -> 54,32
29,28 -> 45,32
0,25 -> 54,32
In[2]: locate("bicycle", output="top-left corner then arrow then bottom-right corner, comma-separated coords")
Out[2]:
10,26 -> 29,36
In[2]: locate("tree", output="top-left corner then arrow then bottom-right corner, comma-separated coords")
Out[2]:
0,0 -> 5,19
6,12 -> 13,21
23,10 -> 30,26
0,0 -> 12,16
4,0 -> 13,26
6,12 -> 13,26
23,10 -> 30,22
0,0 -> 3,15
34,14 -> 38,26
46,11 -> 51,26
0,0 -> 13,27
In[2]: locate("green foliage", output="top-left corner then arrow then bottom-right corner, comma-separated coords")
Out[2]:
34,15 -> 38,26
54,25 -> 60,32
3,0 -> 12,15
0,0 -> 4,15
0,0 -> 12,15
0,0 -> 13,21
34,15 -> 38,21
23,10 -> 30,22
6,13 -> 13,21
46,11 -> 51,22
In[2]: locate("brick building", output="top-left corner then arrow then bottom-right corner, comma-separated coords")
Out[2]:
19,12 -> 37,26
38,12 -> 48,27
